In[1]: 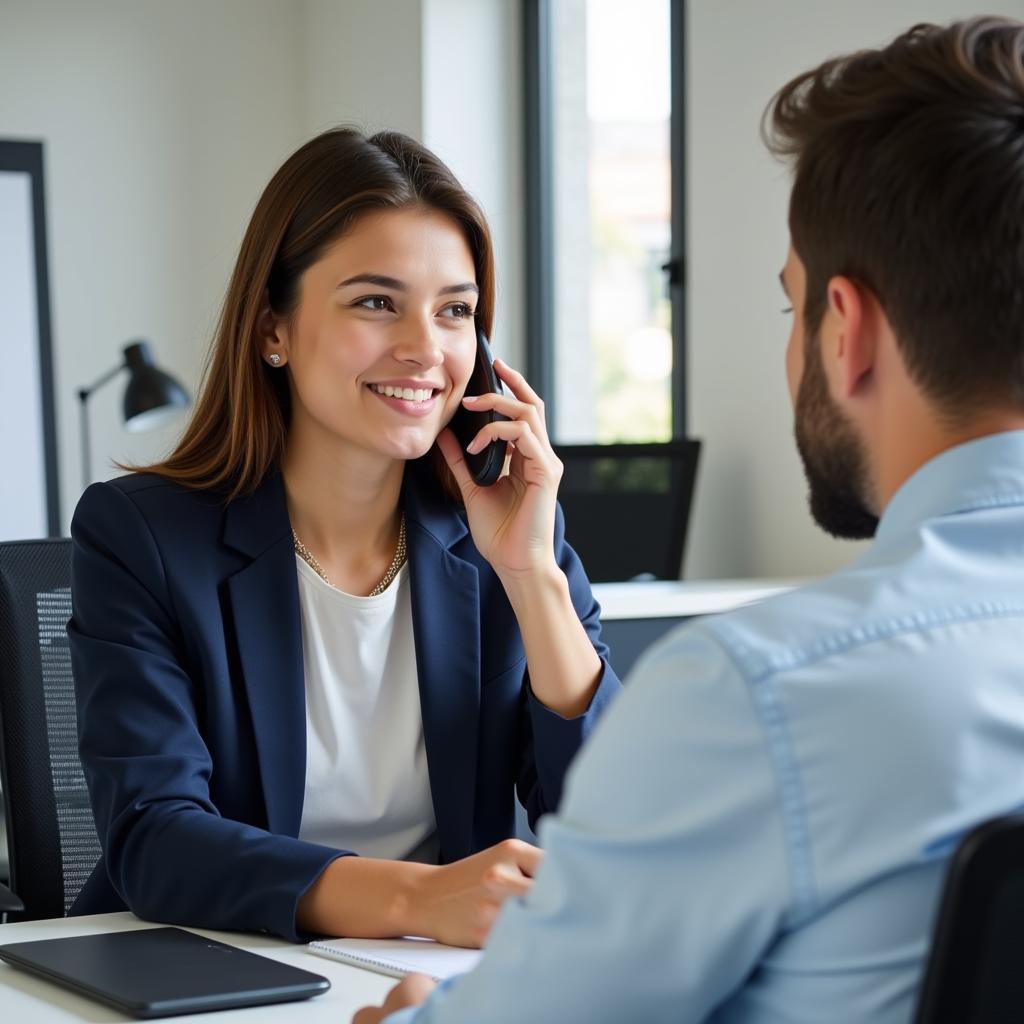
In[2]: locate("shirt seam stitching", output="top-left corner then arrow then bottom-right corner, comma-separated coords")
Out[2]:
703,602 -> 1024,927
693,624 -> 819,927
710,602 -> 1024,680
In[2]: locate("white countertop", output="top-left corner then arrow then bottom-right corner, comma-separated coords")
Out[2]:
592,578 -> 801,620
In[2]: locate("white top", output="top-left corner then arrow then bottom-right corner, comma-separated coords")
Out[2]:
295,558 -> 438,864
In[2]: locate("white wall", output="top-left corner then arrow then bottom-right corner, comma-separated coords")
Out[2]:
684,0 -> 1024,579
301,0 -> 425,139
0,0 -> 305,532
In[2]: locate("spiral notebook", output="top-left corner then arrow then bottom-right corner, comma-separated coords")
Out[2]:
307,936 -> 481,982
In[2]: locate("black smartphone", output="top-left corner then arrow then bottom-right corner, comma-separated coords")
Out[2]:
449,326 -> 508,486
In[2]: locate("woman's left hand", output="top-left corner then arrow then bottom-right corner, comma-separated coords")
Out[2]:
436,358 -> 563,580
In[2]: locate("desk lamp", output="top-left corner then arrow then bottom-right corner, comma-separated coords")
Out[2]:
77,340 -> 190,490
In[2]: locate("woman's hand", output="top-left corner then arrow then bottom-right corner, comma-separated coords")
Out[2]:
436,358 -> 563,582
297,840 -> 541,947
437,356 -> 602,718
408,838 -> 542,949
352,974 -> 437,1024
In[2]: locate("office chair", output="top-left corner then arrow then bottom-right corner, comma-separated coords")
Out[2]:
914,814 -> 1024,1023
0,538 -> 101,921
553,440 -> 701,583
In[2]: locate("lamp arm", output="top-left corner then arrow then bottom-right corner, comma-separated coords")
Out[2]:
77,360 -> 126,402
78,360 -> 125,490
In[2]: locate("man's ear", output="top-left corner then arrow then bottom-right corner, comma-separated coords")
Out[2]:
825,275 -> 875,398
257,292 -> 288,366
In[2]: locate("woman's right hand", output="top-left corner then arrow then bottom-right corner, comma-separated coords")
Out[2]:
408,839 -> 542,948
297,839 -> 542,945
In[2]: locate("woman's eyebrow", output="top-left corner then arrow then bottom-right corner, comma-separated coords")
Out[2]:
338,273 -> 406,290
336,275 -> 478,297
438,282 -> 479,297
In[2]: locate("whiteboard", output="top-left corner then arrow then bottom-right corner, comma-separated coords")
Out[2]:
0,142 -> 59,540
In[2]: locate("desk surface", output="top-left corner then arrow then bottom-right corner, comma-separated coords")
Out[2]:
592,578 -> 799,620
0,912 -> 393,1023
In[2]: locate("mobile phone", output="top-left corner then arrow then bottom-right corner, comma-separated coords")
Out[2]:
449,326 -> 509,486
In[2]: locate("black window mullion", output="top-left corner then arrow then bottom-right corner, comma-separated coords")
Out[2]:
523,0 -> 556,418
670,0 -> 687,439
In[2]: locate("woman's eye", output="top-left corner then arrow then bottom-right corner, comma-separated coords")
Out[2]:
355,295 -> 394,312
781,306 -> 794,315
440,303 -> 475,320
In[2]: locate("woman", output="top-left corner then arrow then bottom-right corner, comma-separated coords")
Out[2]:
68,127 -> 620,944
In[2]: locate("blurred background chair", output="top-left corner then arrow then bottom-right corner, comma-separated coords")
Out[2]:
0,538 -> 101,921
914,813 -> 1024,1023
553,440 -> 701,582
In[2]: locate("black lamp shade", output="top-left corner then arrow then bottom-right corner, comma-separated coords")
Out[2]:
121,341 -> 190,432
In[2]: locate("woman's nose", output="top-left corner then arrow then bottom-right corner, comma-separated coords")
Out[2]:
393,318 -> 444,368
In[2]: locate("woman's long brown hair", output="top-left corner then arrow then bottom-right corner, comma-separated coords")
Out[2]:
131,127 -> 495,500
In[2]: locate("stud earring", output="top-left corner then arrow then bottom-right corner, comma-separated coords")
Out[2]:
268,354 -> 282,366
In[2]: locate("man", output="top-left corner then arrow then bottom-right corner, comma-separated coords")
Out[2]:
356,17 -> 1024,1023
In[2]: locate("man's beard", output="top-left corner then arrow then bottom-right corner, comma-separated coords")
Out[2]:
794,335 -> 879,540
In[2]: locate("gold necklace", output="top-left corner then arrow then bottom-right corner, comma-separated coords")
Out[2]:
293,514 -> 407,597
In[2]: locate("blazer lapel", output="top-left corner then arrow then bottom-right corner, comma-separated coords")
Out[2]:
222,475 -> 306,838
404,466 -> 481,862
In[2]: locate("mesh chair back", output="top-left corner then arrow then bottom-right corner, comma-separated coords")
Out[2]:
0,539 -> 101,920
553,440 -> 701,582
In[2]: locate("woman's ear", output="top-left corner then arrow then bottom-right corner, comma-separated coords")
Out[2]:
257,292 -> 288,367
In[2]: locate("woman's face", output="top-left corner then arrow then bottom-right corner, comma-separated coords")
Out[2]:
267,206 -> 479,465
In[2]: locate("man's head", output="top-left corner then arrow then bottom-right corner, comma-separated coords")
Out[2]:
765,17 -> 1024,537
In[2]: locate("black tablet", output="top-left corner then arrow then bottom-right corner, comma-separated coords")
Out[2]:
0,926 -> 331,1019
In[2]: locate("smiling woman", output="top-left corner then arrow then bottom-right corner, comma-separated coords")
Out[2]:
65,127 -> 621,946
268,208 -> 480,491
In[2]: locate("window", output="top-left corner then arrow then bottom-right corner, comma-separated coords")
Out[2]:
524,0 -> 685,442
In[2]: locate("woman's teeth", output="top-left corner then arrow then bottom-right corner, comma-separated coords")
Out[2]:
370,384 -> 435,403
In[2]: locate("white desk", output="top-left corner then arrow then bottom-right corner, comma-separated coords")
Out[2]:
591,578 -> 798,620
0,912 -> 394,1022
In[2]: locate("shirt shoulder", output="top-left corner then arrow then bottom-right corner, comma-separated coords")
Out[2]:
561,622 -> 768,830
705,513 -> 1024,687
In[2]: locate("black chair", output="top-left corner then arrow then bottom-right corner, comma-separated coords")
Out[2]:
914,814 -> 1024,1023
553,440 -> 701,583
0,538 -> 101,920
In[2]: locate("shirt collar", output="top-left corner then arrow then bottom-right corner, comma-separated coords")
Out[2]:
875,429 -> 1024,545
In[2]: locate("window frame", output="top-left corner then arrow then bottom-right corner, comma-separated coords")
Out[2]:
522,0 -> 688,440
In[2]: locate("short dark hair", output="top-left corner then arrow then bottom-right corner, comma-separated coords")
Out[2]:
763,17 -> 1024,418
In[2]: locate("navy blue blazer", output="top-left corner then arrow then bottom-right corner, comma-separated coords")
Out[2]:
68,458 -> 620,940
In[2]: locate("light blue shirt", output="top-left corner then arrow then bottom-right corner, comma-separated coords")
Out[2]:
386,431 -> 1024,1023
